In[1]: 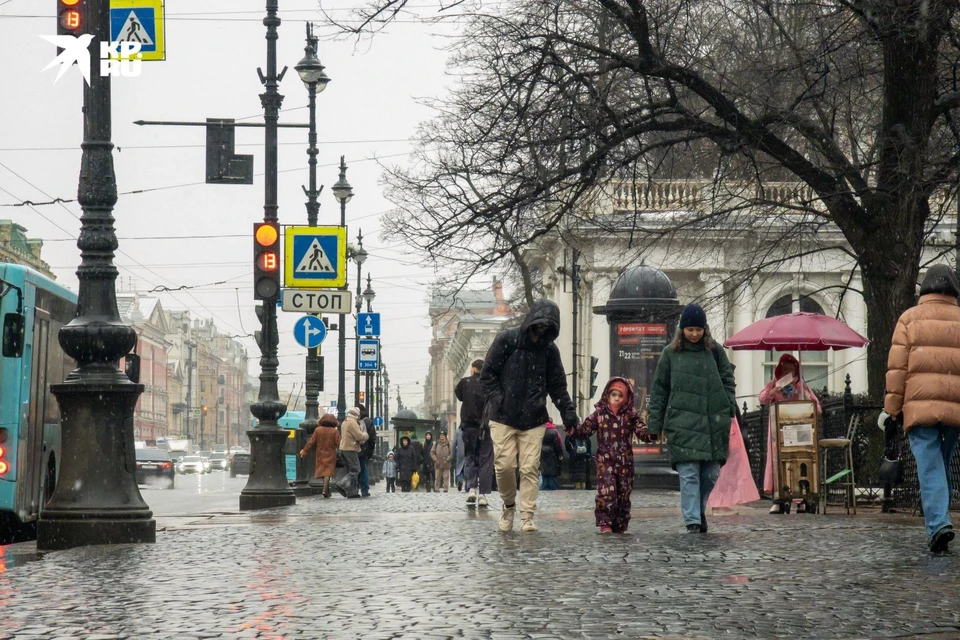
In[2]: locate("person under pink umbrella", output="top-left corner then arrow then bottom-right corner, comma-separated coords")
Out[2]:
758,354 -> 823,513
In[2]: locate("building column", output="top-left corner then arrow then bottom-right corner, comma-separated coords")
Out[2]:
732,280 -> 757,409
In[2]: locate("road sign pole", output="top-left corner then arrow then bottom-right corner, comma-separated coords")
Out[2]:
240,0 -> 295,512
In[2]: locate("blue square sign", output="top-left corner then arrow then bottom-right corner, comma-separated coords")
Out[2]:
357,312 -> 380,336
358,338 -> 380,371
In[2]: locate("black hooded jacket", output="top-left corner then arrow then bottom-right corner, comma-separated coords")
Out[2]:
480,300 -> 577,430
455,372 -> 485,427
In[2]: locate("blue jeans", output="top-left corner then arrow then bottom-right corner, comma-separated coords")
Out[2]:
908,425 -> 959,539
676,461 -> 721,526
540,475 -> 558,490
359,455 -> 370,496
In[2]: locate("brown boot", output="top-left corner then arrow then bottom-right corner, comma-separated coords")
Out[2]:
322,477 -> 331,498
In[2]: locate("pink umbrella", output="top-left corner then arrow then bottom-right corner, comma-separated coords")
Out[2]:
724,312 -> 868,351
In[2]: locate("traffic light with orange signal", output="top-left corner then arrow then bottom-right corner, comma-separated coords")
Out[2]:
253,222 -> 280,300
57,0 -> 84,35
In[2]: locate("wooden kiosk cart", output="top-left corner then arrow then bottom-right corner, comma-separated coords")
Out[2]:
771,400 -> 820,513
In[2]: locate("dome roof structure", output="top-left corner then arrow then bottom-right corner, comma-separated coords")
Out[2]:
594,265 -> 681,317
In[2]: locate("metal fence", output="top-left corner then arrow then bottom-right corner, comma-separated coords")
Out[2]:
739,375 -> 960,510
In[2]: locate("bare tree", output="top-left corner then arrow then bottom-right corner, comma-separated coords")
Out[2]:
355,0 -> 960,398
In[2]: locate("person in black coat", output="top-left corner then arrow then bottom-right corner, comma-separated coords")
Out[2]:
539,422 -> 564,490
481,299 -> 578,532
420,432 -> 436,492
456,359 -> 494,505
394,436 -> 418,493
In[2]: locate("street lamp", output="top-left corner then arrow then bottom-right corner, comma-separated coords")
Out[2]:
295,23 -> 329,488
352,230 -> 368,407
362,274 -> 376,409
240,0 -> 296,511
37,0 -> 155,550
333,157 -> 353,422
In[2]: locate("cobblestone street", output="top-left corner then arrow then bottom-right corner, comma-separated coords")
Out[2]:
1,490 -> 958,639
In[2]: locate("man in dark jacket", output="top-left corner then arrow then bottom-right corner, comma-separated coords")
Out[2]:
357,404 -> 377,498
456,359 -> 494,506
480,299 -> 578,532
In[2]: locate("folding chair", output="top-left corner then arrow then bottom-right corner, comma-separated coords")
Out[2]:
819,414 -> 861,514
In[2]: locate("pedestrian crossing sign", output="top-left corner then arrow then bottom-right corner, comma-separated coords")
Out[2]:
110,0 -> 165,61
284,226 -> 347,289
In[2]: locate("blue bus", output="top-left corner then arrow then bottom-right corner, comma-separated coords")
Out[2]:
0,264 -> 77,539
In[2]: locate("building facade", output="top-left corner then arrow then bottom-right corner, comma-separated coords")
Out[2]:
424,279 -> 513,436
118,294 -> 171,444
517,180 -> 960,418
0,220 -> 53,279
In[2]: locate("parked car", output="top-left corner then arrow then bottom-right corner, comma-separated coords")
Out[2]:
208,452 -> 229,471
180,455 -> 205,474
135,448 -> 175,489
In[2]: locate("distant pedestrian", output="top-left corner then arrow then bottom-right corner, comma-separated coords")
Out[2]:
299,413 -> 341,498
382,452 -> 397,493
568,378 -> 650,533
357,403 -> 377,498
647,304 -> 736,534
885,264 -> 960,554
395,435 -> 418,492
421,432 -> 436,492
457,359 -> 494,506
481,299 -> 578,532
566,434 -> 592,489
336,407 -> 369,498
409,434 -> 423,489
539,420 -> 564,490
432,432 -> 452,492
453,425 -> 466,491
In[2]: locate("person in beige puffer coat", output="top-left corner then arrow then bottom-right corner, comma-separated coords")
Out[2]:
431,432 -> 453,492
335,407 -> 369,498
885,264 -> 960,554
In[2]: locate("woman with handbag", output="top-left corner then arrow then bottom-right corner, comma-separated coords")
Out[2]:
566,433 -> 592,489
395,435 -> 418,493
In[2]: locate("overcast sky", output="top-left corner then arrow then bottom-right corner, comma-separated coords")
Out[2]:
0,0 -> 464,413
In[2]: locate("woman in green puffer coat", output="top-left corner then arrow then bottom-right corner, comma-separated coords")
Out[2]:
647,303 -> 737,534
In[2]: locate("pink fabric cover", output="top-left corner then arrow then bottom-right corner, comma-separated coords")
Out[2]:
707,417 -> 761,508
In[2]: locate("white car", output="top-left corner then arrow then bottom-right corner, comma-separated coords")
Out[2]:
200,456 -> 212,473
180,455 -> 205,474
208,452 -> 229,471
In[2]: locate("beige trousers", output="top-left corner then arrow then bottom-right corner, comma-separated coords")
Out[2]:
490,420 -> 546,519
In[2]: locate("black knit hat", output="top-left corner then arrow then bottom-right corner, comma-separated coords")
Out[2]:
679,303 -> 707,329
919,265 -> 960,297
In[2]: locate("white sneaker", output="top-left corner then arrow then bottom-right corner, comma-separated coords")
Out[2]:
466,489 -> 477,504
520,518 -> 537,532
478,494 -> 488,507
498,504 -> 516,532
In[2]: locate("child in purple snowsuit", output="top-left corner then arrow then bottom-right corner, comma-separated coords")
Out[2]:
567,377 -> 650,534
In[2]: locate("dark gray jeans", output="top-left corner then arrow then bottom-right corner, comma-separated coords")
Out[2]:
338,451 -> 361,498
462,426 -> 494,494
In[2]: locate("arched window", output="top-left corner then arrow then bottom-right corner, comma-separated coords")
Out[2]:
763,294 -> 830,392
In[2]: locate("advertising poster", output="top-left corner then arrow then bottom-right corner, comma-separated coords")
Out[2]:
612,322 -> 669,411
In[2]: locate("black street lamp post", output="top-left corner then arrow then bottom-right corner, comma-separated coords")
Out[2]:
352,231 -> 367,407
331,157 -> 353,422
294,23 -> 330,488
363,274 -> 376,410
240,0 -> 296,511
37,0 -> 155,550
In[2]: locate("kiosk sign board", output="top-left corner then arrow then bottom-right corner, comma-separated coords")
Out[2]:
613,322 -> 669,409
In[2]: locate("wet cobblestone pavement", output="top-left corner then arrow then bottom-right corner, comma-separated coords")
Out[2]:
1,489 -> 959,639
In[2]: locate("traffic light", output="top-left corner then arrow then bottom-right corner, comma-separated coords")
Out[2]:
253,222 -> 280,300
359,391 -> 365,403
589,356 -> 599,398
202,405 -> 208,415
57,0 -> 84,36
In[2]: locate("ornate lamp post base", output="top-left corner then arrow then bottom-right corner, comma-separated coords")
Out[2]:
38,380 -> 155,550
239,427 -> 295,510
